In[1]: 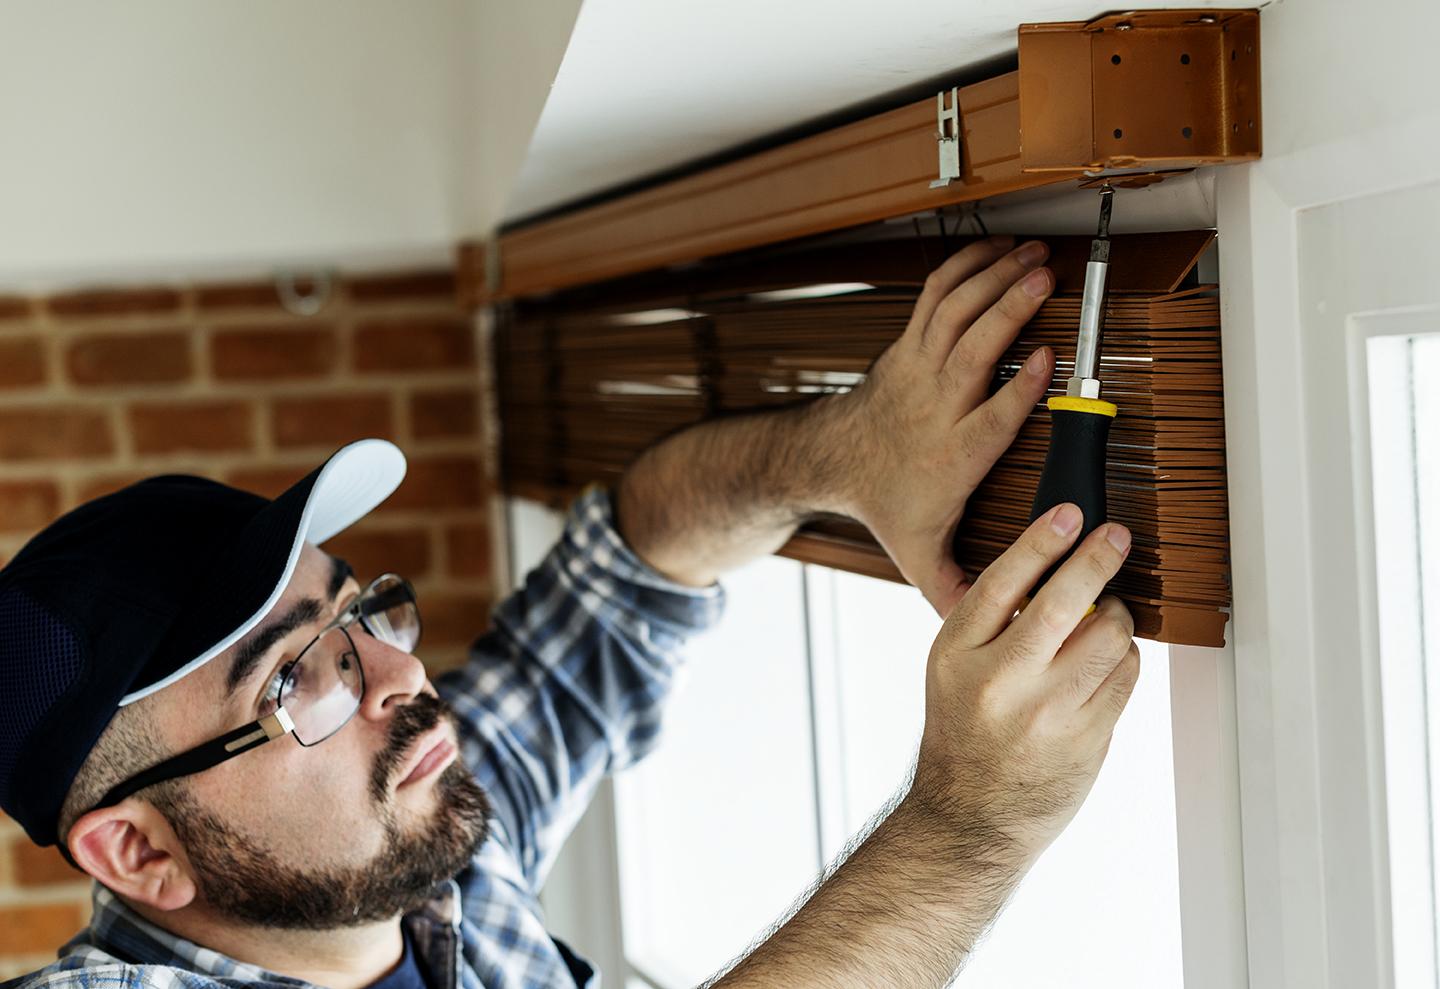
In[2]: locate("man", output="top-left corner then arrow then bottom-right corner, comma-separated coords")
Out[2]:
0,236 -> 1139,989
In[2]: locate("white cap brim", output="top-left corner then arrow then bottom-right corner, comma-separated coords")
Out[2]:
118,439 -> 407,706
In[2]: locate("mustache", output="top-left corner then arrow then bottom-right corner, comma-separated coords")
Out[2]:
370,693 -> 455,803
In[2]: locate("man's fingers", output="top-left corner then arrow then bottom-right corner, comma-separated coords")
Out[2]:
910,236 -> 1015,349
949,347 -> 1052,488
1048,596 -> 1136,704
1083,638 -> 1142,725
941,503 -> 1084,650
1004,522 -> 1132,660
941,267 -> 1054,408
924,240 -> 1050,365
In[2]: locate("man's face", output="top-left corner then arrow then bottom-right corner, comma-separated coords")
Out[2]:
146,542 -> 490,929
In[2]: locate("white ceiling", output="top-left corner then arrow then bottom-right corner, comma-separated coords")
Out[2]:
505,0 -> 1249,224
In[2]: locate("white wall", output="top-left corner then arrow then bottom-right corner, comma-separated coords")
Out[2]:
0,0 -> 580,290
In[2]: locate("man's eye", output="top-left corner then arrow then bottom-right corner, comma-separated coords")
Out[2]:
260,660 -> 296,713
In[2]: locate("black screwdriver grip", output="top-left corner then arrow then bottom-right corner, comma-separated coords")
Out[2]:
1028,401 -> 1115,588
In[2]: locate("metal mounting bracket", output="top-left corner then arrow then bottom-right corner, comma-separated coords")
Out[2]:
929,87 -> 962,188
1018,8 -> 1261,173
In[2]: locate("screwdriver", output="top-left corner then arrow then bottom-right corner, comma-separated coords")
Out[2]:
1028,184 -> 1118,591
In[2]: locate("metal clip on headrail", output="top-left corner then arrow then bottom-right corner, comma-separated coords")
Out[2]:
929,87 -> 962,189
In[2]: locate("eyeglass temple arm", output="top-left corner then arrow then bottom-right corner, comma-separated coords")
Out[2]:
91,709 -> 295,813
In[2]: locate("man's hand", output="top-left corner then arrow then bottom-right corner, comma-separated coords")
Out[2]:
615,234 -> 1054,594
710,507 -> 1139,988
828,235 -> 1056,615
909,502 -> 1139,869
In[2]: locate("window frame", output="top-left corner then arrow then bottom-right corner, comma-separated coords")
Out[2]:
1214,102 -> 1440,989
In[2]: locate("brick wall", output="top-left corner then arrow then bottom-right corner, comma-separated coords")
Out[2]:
0,267 -> 499,976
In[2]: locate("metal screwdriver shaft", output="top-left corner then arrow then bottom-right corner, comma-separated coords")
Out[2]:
1028,185 -> 1119,595
1070,186 -> 1113,398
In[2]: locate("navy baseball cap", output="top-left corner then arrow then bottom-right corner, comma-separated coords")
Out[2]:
0,438 -> 406,847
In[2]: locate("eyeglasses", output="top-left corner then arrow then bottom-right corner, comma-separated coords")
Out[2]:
90,573 -> 421,814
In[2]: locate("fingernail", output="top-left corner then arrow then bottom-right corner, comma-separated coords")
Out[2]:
1051,503 -> 1082,536
1024,347 -> 1050,376
1022,268 -> 1051,298
1107,524 -> 1132,553
1016,240 -> 1047,267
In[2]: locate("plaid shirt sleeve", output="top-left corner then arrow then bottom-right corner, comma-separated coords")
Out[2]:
434,484 -> 725,893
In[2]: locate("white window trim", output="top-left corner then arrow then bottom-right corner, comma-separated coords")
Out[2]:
1214,112 -> 1440,989
800,566 -> 852,867
1170,642 -> 1250,987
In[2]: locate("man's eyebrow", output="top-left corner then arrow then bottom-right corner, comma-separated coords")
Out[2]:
224,555 -> 356,698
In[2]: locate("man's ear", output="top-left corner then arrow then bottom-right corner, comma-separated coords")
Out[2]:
67,800 -> 196,912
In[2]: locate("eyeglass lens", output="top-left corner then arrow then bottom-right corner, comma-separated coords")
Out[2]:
360,574 -> 421,653
273,574 -> 421,746
282,627 -> 364,745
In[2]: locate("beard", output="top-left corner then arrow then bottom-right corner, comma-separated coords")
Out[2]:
164,693 -> 491,929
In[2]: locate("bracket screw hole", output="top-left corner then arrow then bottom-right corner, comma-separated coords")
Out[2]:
1231,49 -> 1237,60
1180,53 -> 1191,64
1182,126 -> 1193,139
1113,128 -> 1123,139
1248,119 -> 1255,129
1232,123 -> 1239,133
1111,54 -> 1122,64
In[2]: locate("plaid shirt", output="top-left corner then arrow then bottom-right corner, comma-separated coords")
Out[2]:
4,486 -> 725,989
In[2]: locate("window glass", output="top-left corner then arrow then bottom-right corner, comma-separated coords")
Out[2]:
956,636 -> 1183,987
507,497 -> 565,574
612,556 -> 820,988
578,510 -> 1186,988
1369,332 -> 1440,988
814,569 -> 1185,988
815,568 -> 938,840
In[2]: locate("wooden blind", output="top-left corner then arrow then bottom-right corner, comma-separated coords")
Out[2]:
495,228 -> 1230,646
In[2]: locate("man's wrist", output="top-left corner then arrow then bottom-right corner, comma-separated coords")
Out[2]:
713,778 -> 1029,988
612,392 -> 868,587
778,392 -> 864,521
895,774 -> 1032,877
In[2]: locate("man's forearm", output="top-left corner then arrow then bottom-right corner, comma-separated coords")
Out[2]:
615,397 -> 854,586
709,786 -> 1026,988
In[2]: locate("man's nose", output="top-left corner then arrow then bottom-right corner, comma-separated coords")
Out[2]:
354,630 -> 430,718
